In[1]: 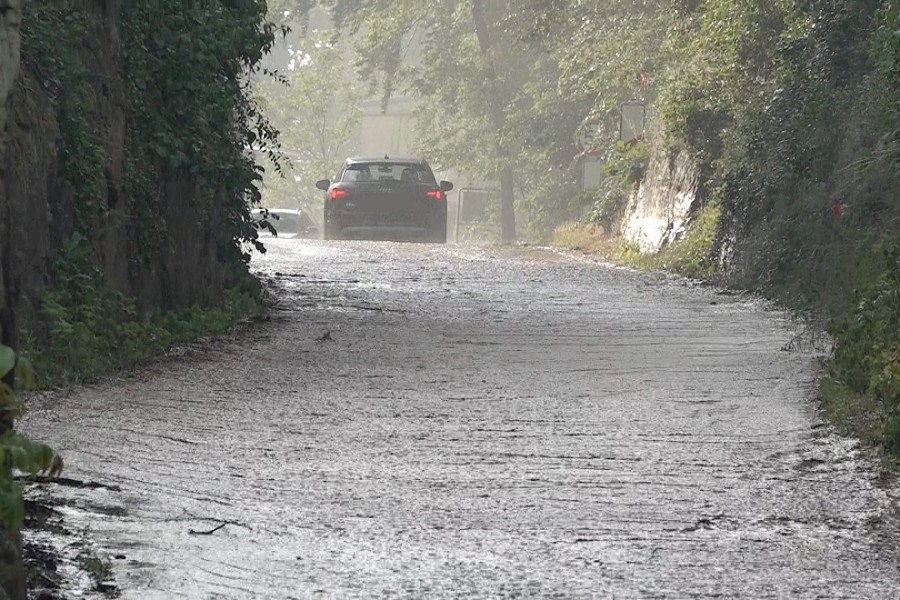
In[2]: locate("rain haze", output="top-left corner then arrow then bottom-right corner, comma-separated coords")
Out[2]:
2,1 -> 899,599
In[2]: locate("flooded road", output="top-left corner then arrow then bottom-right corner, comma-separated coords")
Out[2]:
21,239 -> 900,598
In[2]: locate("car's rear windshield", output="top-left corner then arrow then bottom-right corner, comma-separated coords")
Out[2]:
341,163 -> 436,184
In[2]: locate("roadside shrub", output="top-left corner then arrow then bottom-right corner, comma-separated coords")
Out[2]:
830,236 -> 900,453
882,347 -> 900,454
601,140 -> 649,186
24,252 -> 264,388
551,221 -> 611,254
0,343 -> 62,529
583,141 -> 649,232
587,186 -> 629,233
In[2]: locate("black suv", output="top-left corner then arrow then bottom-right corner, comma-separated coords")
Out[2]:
316,156 -> 453,243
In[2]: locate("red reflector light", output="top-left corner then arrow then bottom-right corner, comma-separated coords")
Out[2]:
329,187 -> 348,201
426,189 -> 443,200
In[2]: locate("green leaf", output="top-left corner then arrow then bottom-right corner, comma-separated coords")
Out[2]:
10,447 -> 28,472
14,357 -> 36,390
0,345 -> 15,380
0,484 -> 24,530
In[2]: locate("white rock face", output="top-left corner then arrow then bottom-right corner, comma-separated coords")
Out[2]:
620,142 -> 699,253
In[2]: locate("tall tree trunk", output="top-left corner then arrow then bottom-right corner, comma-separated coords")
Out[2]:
0,1 -> 27,597
471,0 -> 516,243
0,0 -> 22,152
0,0 -> 21,429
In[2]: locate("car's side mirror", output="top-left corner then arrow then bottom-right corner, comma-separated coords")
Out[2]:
315,179 -> 331,191
439,180 -> 454,192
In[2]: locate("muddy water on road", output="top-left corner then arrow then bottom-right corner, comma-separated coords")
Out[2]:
21,240 -> 900,598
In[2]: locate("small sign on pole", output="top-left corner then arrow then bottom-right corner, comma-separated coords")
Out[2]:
575,121 -> 602,155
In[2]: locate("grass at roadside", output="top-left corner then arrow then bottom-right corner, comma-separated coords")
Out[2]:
550,222 -> 619,256
613,202 -> 721,279
819,375 -> 899,480
22,283 -> 268,389
552,202 -> 721,280
819,376 -> 886,449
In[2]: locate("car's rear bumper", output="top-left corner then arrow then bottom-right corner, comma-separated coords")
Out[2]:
329,209 -> 441,227
325,207 -> 446,241
338,225 -> 437,241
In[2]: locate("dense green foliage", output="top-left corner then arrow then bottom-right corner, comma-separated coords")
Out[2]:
16,0 -> 278,383
120,0 -> 282,264
587,141 -> 650,231
25,250 -> 263,387
19,4 -> 103,234
828,238 -> 900,452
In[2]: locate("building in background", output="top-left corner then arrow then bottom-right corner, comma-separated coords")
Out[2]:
358,96 -> 417,157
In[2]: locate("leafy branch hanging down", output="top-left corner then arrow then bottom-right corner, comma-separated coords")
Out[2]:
0,344 -> 62,530
120,0 -> 291,264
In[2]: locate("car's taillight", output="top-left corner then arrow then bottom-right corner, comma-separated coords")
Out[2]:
425,189 -> 443,200
329,187 -> 348,201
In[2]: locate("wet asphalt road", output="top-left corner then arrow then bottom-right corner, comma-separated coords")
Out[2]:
21,239 -> 900,599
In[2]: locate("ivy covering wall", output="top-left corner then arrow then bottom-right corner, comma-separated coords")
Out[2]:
4,0 -> 280,384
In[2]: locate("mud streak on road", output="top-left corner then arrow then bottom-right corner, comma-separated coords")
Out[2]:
21,241 -> 900,599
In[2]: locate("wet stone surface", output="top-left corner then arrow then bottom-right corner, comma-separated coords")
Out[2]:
20,240 -> 900,599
